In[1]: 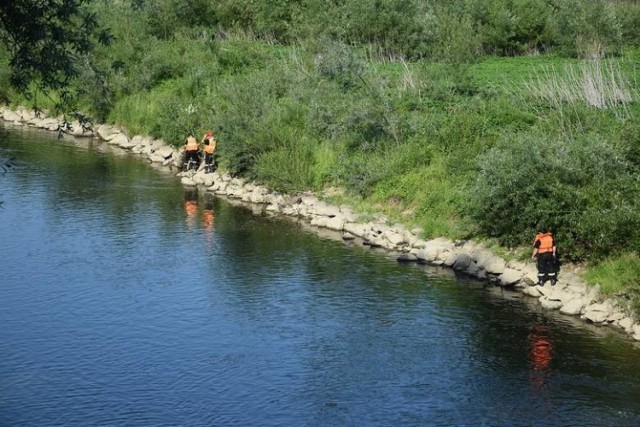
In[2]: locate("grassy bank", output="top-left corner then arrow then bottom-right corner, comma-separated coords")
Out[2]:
1,0 -> 639,311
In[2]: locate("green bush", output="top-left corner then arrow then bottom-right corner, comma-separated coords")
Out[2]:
546,0 -> 623,57
618,4 -> 640,45
340,0 -> 432,58
255,130 -> 316,193
313,41 -> 365,90
429,6 -> 481,62
475,0 -> 552,55
150,98 -> 205,146
468,133 -> 640,260
336,151 -> 391,198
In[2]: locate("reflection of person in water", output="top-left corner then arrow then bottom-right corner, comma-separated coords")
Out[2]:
528,324 -> 553,390
203,208 -> 215,230
184,198 -> 198,228
184,200 -> 198,217
202,207 -> 215,247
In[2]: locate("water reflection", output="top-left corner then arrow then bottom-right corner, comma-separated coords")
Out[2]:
529,324 -> 554,390
203,200 -> 216,248
183,195 -> 199,229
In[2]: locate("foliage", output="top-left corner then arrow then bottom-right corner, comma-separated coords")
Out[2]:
255,129 -> 316,193
469,134 -> 640,260
0,0 -> 112,108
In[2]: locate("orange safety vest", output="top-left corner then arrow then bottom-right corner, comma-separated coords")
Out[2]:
185,137 -> 199,152
204,140 -> 216,154
534,233 -> 554,253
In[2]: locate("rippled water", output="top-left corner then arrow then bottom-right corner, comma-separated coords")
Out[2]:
2,124 -> 640,426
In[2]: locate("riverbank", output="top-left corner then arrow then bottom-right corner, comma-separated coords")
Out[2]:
3,105 -> 640,342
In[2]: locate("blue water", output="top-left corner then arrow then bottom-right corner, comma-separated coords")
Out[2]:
2,124 -> 640,426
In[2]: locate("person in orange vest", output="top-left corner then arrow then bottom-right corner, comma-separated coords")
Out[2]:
183,135 -> 200,170
201,131 -> 217,173
531,227 -> 557,286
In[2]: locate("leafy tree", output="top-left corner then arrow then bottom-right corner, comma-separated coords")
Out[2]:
0,0 -> 112,103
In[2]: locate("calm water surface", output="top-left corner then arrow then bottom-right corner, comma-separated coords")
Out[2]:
2,125 -> 640,426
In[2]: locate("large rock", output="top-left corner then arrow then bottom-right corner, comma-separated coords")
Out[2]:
415,240 -> 450,262
445,253 -> 472,271
498,268 -> 522,286
383,229 -> 405,247
3,109 -> 22,123
559,298 -> 586,315
155,146 -> 174,159
581,302 -> 613,323
107,133 -> 129,146
522,285 -> 542,298
344,222 -> 369,238
540,297 -> 563,310
483,256 -> 506,275
97,124 -> 121,141
311,201 -> 340,217
619,317 -> 635,333
326,215 -> 346,231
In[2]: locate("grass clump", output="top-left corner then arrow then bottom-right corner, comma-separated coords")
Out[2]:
585,253 -> 640,317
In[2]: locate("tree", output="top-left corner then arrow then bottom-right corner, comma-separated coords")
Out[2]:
0,0 -> 111,101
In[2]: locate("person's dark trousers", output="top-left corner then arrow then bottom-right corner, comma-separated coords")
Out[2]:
537,252 -> 557,285
187,151 -> 199,162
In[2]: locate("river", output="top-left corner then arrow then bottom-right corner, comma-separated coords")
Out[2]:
2,124 -> 640,426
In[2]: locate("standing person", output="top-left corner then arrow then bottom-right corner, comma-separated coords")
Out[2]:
183,135 -> 200,170
531,227 -> 557,286
202,131 -> 217,173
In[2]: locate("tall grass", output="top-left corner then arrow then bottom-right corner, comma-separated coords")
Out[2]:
522,58 -> 636,112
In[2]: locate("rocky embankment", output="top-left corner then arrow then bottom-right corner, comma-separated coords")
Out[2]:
3,105 -> 640,341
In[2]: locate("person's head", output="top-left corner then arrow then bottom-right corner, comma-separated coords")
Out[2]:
538,226 -> 548,234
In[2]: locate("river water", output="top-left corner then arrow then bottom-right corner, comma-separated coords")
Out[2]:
2,124 -> 640,426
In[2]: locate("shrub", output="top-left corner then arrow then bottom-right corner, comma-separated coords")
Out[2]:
468,133 -> 640,260
255,130 -> 316,193
313,41 -> 366,90
546,0 -> 623,57
429,6 -> 481,63
151,99 -> 204,146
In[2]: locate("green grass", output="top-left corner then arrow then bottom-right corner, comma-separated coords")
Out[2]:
584,253 -> 640,295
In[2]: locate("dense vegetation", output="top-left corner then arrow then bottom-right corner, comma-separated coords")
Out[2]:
1,0 -> 639,299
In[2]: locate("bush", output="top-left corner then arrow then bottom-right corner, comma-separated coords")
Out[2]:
151,99 -> 204,146
468,133 -> 640,260
472,0 -> 551,55
255,130 -> 316,193
546,0 -> 623,57
429,6 -> 481,63
313,41 -> 365,90
340,0 -> 432,59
